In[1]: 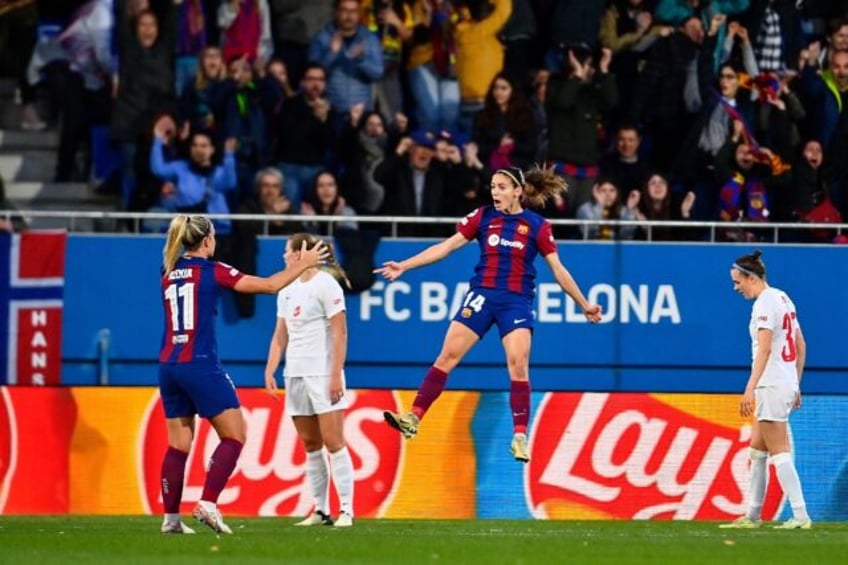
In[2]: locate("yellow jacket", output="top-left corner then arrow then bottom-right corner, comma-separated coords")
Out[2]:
455,0 -> 512,102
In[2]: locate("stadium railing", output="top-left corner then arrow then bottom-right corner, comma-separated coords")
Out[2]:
2,209 -> 846,242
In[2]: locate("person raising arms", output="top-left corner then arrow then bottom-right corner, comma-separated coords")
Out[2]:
264,233 -> 356,528
158,215 -> 327,535
721,250 -> 812,530
376,166 -> 602,462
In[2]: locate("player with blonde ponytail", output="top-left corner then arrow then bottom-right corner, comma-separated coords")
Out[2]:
264,234 -> 355,527
157,216 -> 327,535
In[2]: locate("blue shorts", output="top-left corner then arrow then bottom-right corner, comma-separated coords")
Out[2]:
451,287 -> 534,339
158,362 -> 241,419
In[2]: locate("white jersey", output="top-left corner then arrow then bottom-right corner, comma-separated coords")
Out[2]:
277,270 -> 346,377
749,286 -> 802,389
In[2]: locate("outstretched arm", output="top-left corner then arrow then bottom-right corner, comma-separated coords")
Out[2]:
374,232 -> 469,281
234,241 -> 328,294
543,252 -> 602,322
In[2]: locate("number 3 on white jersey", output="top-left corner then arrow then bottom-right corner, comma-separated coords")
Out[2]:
164,283 -> 195,332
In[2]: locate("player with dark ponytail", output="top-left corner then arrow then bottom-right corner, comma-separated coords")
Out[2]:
376,166 -> 602,463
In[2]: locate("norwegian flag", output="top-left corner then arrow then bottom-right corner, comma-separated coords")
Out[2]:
0,231 -> 66,385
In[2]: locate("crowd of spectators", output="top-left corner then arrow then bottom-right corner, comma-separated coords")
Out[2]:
2,0 -> 848,244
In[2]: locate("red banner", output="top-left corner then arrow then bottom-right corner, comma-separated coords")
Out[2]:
0,387 -> 76,513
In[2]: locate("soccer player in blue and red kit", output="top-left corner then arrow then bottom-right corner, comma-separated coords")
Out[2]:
158,215 -> 327,534
377,166 -> 602,462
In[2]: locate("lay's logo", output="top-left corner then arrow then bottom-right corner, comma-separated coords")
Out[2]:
526,392 -> 785,520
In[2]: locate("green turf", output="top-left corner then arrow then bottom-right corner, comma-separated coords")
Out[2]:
0,517 -> 846,564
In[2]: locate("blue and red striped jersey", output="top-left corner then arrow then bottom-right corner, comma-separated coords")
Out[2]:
159,256 -> 244,364
457,206 -> 557,298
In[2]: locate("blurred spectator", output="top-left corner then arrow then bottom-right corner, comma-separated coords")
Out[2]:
309,0 -> 383,130
267,0 -> 333,84
458,139 -> 491,213
714,138 -> 789,240
600,0 -> 671,123
237,167 -> 300,235
631,15 -> 706,173
259,57 -> 296,128
528,68 -> 549,162
374,129 -> 455,236
433,130 -> 481,215
656,0 -> 748,72
471,72 -> 537,170
49,0 -> 114,182
112,1 -> 178,209
576,176 -> 639,240
339,104 -> 406,213
635,172 -> 696,240
454,0 -> 512,135
499,0 -> 536,83
130,112 -> 186,212
362,0 -> 413,123
798,48 -> 848,149
301,170 -> 359,235
751,69 -> 806,163
217,0 -> 273,67
600,124 -> 653,197
406,0 -> 460,132
791,139 -> 843,241
792,139 -> 825,214
150,118 -> 238,237
813,15 -> 848,69
174,0 -> 215,95
743,0 -> 804,72
273,62 -> 332,210
542,0 -> 606,73
0,0 -> 41,129
546,46 -> 618,211
221,55 -> 269,201
178,46 -> 226,135
693,60 -> 756,162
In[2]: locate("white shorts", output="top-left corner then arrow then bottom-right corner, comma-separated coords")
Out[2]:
284,374 -> 349,416
754,386 -> 796,422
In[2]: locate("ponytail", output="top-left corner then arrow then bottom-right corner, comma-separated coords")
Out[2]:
289,232 -> 352,289
522,165 -> 568,209
162,215 -> 214,273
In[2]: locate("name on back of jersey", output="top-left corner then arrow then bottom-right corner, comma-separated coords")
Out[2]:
168,268 -> 194,280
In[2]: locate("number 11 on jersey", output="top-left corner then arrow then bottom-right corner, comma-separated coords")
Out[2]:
165,282 -> 196,332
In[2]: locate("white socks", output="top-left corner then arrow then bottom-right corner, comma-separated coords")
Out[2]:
746,448 -> 768,521
771,452 -> 809,521
306,449 -> 330,514
330,446 -> 355,517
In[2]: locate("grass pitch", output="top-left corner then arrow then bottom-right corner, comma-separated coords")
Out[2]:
1,516 -> 846,564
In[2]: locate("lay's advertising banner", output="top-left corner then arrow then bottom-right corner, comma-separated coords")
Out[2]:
2,387 -> 847,521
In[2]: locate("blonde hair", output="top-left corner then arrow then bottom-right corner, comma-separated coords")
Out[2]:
495,165 -> 568,209
163,215 -> 214,273
289,232 -> 351,290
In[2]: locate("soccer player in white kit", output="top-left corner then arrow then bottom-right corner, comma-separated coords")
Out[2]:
264,233 -> 355,527
721,250 -> 811,529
